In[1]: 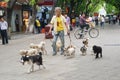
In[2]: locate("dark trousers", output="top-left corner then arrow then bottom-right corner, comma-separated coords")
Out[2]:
15,24 -> 19,32
80,24 -> 89,30
0,30 -> 8,45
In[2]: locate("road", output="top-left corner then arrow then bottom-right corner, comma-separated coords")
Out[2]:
0,24 -> 120,80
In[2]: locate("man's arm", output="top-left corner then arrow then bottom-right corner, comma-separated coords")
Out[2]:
49,23 -> 53,33
49,16 -> 54,33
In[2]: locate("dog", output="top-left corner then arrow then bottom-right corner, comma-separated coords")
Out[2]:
64,45 -> 76,58
37,41 -> 47,55
92,45 -> 102,59
83,38 -> 89,47
20,49 -> 38,56
56,40 -> 62,52
30,41 -> 47,55
80,45 -> 87,56
20,52 -> 45,73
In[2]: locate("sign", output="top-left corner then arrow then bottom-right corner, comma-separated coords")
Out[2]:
38,0 -> 53,5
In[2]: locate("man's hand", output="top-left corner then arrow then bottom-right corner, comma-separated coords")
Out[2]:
48,30 -> 52,34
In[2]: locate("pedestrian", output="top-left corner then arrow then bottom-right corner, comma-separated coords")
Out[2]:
15,14 -> 19,32
34,17 -> 41,34
99,15 -> 105,28
49,7 -> 69,56
75,15 -> 80,27
0,17 -> 8,45
118,15 -> 120,25
95,16 -> 99,26
64,13 -> 70,35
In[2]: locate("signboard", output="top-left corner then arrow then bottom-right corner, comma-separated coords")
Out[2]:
38,0 -> 53,5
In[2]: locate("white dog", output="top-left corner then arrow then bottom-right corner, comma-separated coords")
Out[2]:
56,40 -> 62,52
20,49 -> 38,56
64,45 -> 76,58
30,41 -> 47,55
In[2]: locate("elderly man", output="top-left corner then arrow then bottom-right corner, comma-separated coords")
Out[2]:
49,7 -> 69,56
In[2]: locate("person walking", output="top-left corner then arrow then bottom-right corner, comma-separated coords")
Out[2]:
34,17 -> 41,34
0,18 -> 8,45
64,13 -> 70,35
99,15 -> 105,28
49,7 -> 69,56
15,15 -> 19,32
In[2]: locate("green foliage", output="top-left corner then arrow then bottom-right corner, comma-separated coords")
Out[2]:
29,0 -> 37,6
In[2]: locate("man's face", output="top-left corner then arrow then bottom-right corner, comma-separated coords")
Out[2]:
55,9 -> 61,16
1,18 -> 4,22
82,14 -> 85,17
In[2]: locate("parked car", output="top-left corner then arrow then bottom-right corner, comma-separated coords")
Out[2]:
105,14 -> 113,23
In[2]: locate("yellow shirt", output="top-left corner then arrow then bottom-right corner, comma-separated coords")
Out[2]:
50,15 -> 66,33
56,17 -> 64,31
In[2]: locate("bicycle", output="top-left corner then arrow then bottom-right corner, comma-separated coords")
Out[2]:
74,26 -> 99,39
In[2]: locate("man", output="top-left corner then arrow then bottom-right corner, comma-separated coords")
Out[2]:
79,13 -> 90,30
49,7 -> 69,56
0,18 -> 8,45
64,13 -> 70,35
34,17 -> 41,33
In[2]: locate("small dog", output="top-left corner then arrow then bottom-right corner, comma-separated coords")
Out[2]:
83,38 -> 89,47
20,49 -> 38,56
64,45 -> 76,58
56,40 -> 62,52
30,41 -> 47,55
80,45 -> 87,56
20,52 -> 45,73
92,45 -> 102,59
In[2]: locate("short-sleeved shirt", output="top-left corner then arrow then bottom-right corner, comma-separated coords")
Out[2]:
0,21 -> 8,30
50,15 -> 66,32
79,16 -> 86,25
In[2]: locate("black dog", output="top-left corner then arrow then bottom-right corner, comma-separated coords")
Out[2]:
21,52 -> 45,73
92,45 -> 102,59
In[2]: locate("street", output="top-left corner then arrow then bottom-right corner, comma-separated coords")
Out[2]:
0,24 -> 120,80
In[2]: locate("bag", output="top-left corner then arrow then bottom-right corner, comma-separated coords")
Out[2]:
89,22 -> 95,28
45,25 -> 53,39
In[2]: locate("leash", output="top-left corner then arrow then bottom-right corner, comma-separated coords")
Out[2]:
68,33 -> 72,45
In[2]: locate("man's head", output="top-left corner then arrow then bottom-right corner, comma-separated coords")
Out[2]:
0,17 -> 4,22
81,13 -> 85,18
55,7 -> 62,17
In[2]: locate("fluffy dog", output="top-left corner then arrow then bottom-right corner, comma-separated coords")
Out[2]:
83,38 -> 89,47
37,41 -> 47,55
20,49 -> 38,56
64,45 -> 76,58
92,45 -> 102,59
20,52 -> 45,73
80,45 -> 87,56
30,41 -> 47,55
56,40 -> 62,52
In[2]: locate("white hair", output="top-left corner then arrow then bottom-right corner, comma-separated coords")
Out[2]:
55,7 -> 62,12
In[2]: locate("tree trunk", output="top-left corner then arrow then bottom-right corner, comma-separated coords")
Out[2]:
7,0 -> 17,39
